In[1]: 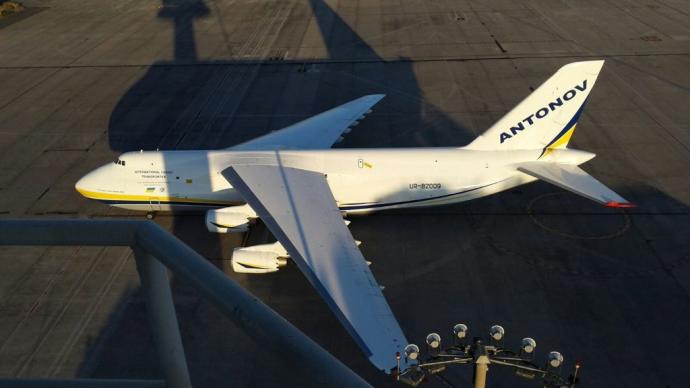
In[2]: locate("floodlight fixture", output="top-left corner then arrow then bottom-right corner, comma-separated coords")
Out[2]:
404,344 -> 420,360
490,325 -> 505,341
548,351 -> 564,368
452,323 -> 468,340
521,337 -> 536,354
426,333 -> 441,349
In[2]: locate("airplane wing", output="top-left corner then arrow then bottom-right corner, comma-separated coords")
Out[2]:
221,162 -> 409,372
230,94 -> 383,150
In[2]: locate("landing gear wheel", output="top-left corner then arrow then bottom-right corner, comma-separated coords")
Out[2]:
146,212 -> 155,220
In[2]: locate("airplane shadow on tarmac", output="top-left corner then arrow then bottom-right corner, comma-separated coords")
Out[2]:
77,0 -> 477,385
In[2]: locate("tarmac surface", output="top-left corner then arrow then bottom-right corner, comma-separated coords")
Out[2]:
1,0 -> 689,386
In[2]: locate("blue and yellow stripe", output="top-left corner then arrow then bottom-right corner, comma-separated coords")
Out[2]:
538,99 -> 587,159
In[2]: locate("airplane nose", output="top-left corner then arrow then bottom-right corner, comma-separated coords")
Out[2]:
75,174 -> 89,196
75,169 -> 99,197
76,162 -> 120,198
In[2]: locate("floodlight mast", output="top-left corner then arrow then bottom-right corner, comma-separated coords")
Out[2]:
397,323 -> 579,388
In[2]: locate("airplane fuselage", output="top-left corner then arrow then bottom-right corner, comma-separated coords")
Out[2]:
75,148 -> 592,213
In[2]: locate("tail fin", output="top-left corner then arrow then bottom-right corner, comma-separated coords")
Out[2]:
466,61 -> 604,158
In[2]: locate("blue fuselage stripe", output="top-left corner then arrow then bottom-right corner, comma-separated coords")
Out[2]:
339,181 -> 501,210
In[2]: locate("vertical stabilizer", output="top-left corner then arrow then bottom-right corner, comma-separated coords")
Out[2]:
466,61 -> 604,158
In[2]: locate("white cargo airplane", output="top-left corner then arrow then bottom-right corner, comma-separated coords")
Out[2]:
76,61 -> 632,373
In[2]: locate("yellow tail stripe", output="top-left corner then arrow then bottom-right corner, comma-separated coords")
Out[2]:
540,125 -> 576,159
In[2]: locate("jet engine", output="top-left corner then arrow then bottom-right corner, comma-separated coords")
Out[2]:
231,242 -> 289,274
205,204 -> 257,233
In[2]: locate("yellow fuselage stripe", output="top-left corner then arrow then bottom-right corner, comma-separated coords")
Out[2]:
76,188 -> 234,205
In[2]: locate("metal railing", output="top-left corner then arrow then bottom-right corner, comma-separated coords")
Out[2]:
0,219 -> 371,388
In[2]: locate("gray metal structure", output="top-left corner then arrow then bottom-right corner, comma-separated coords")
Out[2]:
0,219 -> 371,388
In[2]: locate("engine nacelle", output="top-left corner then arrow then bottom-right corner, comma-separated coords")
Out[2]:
231,248 -> 288,274
206,204 -> 257,233
237,241 -> 289,257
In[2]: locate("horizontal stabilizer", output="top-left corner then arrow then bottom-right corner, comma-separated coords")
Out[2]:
518,162 -> 633,207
